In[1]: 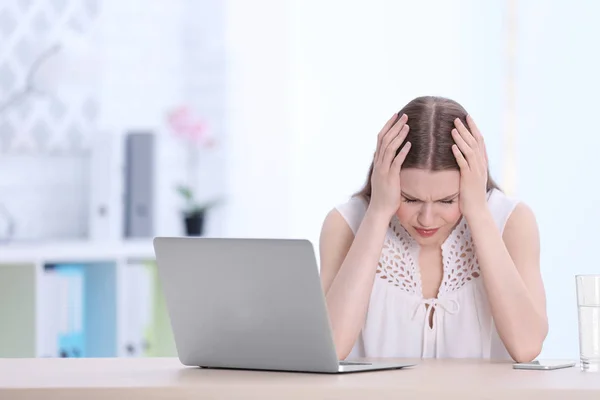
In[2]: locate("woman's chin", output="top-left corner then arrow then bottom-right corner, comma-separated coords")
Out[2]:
413,235 -> 440,246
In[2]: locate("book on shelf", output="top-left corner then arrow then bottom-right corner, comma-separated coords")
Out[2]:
39,264 -> 86,358
124,131 -> 155,239
121,261 -> 154,357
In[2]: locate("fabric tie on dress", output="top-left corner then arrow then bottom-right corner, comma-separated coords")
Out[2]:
411,298 -> 460,358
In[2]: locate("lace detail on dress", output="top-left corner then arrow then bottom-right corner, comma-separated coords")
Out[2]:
439,218 -> 480,295
374,216 -> 481,297
375,218 -> 421,295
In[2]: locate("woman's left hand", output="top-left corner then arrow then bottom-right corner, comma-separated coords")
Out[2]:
451,115 -> 489,220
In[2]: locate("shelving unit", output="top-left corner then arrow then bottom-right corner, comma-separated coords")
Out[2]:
0,240 -> 176,358
0,240 -> 155,264
0,0 -> 227,360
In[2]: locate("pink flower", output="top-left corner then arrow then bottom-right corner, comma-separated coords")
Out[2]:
167,106 -> 213,147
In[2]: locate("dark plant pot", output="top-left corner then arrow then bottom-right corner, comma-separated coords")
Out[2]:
184,210 -> 205,236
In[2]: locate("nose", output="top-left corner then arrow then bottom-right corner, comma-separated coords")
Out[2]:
417,203 -> 434,227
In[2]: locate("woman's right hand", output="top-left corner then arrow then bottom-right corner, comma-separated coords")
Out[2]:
368,113 -> 411,220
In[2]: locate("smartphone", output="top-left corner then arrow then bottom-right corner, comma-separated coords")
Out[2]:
513,360 -> 576,370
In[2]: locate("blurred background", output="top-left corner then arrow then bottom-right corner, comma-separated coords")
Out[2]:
0,0 -> 598,360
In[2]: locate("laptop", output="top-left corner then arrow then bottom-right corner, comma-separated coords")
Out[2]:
152,237 -> 416,374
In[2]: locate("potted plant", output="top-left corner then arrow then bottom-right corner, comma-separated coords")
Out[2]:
167,105 -> 220,236
176,184 -> 220,236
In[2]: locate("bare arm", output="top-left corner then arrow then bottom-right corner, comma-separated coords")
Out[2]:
468,203 -> 548,363
451,115 -> 548,363
318,112 -> 412,360
319,207 -> 390,359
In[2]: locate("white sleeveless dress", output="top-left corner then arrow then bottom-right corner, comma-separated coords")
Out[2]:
335,188 -> 519,359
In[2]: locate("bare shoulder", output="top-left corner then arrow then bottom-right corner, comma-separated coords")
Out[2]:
319,208 -> 355,260
502,202 -> 541,265
320,208 -> 354,239
319,208 -> 355,293
503,202 -> 539,243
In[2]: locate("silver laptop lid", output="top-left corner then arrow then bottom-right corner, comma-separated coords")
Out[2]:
153,237 -> 340,373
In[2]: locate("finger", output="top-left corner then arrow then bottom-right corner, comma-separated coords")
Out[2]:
377,114 -> 408,164
481,138 -> 489,169
375,113 -> 400,163
454,118 -> 478,150
467,114 -> 488,167
466,114 -> 483,144
451,128 -> 477,169
382,124 -> 410,168
377,113 -> 401,147
452,144 -> 469,171
391,141 -> 412,174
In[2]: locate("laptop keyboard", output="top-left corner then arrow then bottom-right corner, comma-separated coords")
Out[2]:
339,361 -> 372,366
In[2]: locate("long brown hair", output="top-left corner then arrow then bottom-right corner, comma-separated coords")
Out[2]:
355,96 -> 500,201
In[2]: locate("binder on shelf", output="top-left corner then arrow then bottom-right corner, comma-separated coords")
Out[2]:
0,263 -> 37,358
124,131 -> 155,238
145,260 -> 176,357
88,131 -> 124,241
84,262 -> 118,357
53,264 -> 86,358
40,262 -> 118,358
120,261 -> 153,357
38,269 -> 61,357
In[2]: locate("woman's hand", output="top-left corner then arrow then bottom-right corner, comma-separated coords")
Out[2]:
451,115 -> 489,220
369,113 -> 412,220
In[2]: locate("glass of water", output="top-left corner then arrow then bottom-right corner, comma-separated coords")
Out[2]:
577,274 -> 600,371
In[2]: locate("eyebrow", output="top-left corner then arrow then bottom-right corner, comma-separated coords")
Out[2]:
401,191 -> 459,202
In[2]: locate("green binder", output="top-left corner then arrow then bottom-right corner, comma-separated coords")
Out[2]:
143,261 -> 176,357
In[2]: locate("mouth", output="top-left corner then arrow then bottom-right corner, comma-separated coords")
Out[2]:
413,227 -> 439,238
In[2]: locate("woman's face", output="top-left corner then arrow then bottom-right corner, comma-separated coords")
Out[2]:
396,168 -> 462,247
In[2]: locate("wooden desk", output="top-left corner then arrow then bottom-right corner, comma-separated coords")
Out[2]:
0,357 -> 598,399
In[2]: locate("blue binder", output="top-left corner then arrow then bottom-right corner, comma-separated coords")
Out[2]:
54,264 -> 86,358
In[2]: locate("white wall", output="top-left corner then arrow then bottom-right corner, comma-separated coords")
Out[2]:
222,0 -> 293,238
514,0 -> 600,359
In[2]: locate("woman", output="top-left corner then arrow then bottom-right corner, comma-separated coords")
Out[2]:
319,96 -> 548,362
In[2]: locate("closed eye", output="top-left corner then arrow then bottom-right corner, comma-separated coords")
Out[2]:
440,199 -> 456,204
402,198 -> 456,204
